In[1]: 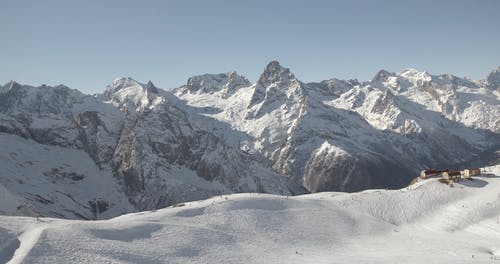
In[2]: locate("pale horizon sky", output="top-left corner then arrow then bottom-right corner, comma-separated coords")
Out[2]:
1,0 -> 499,94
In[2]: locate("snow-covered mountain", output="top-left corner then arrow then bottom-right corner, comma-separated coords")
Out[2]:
176,61 -> 500,192
0,78 -> 304,219
0,61 -> 499,219
1,165 -> 500,263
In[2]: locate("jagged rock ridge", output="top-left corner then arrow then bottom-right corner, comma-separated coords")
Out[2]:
1,61 -> 499,219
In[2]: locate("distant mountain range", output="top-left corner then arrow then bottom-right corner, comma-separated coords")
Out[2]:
1,61 -> 499,219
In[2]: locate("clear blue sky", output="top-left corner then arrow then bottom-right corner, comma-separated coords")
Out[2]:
1,0 -> 499,94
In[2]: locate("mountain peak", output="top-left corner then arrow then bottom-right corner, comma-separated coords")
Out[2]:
146,80 -> 158,93
103,77 -> 161,111
107,77 -> 140,93
264,60 -> 285,73
398,68 -> 432,81
181,72 -> 250,96
400,68 -> 422,74
256,61 -> 297,88
4,80 -> 22,91
485,66 -> 500,90
105,77 -> 159,97
248,61 -> 306,114
372,69 -> 393,82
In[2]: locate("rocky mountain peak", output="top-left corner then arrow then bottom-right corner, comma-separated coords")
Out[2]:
486,66 -> 500,90
145,80 -> 159,94
105,77 -> 141,95
398,68 -> 432,82
103,77 -> 161,111
226,71 -> 251,91
372,69 -> 393,82
249,61 -> 303,108
181,72 -> 250,96
256,60 -> 297,88
104,77 -> 159,96
2,80 -> 22,92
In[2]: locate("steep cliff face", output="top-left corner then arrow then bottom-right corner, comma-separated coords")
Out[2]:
0,78 -> 304,219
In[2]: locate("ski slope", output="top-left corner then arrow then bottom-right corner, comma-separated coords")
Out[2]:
1,165 -> 500,264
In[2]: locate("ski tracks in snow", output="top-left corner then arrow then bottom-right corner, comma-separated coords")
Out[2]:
6,224 -> 46,264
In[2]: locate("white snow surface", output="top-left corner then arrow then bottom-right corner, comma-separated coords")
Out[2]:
0,133 -> 134,219
0,165 -> 499,264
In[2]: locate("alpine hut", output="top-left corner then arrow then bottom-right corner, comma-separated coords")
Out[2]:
420,169 -> 448,179
462,168 -> 481,179
442,170 -> 461,182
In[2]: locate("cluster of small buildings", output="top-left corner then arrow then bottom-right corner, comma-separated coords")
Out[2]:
420,168 -> 481,183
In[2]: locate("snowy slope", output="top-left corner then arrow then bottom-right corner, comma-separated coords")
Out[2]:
0,133 -> 134,219
1,165 -> 499,263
